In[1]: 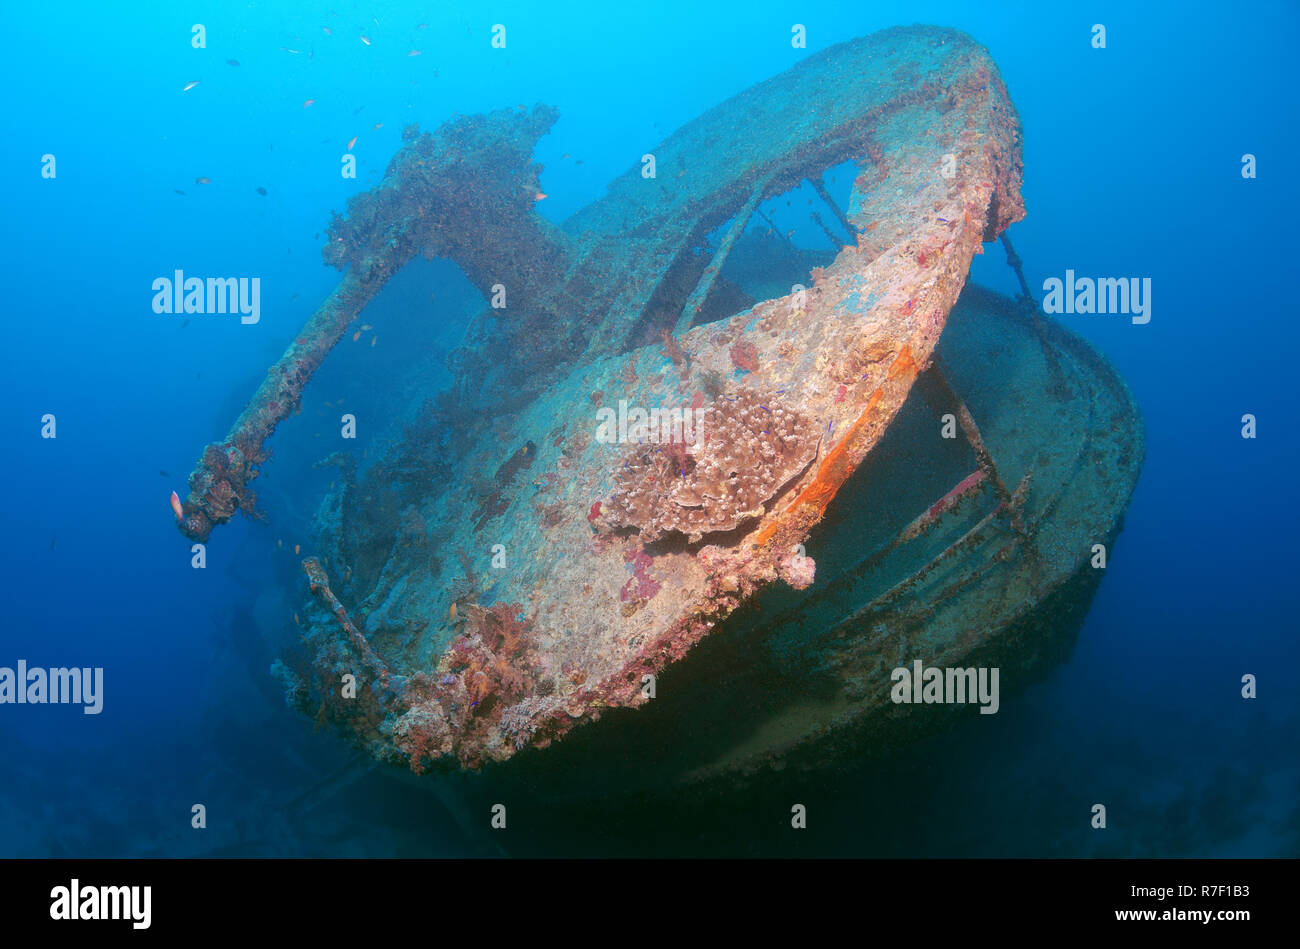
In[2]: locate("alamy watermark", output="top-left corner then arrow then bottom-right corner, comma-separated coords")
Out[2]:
1042,269 -> 1151,324
890,659 -> 999,714
151,270 -> 261,324
595,400 -> 706,445
0,660 -> 103,714
50,879 -> 150,929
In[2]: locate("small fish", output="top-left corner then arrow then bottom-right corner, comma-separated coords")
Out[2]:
226,59 -> 240,67
50,537 -> 57,551
322,26 -> 332,35
173,189 -> 186,196
449,602 -> 457,621
280,47 -> 300,54
194,177 -> 211,185
370,336 -> 377,347
408,49 -> 421,56
293,613 -> 300,626
294,544 -> 301,555
255,186 -> 268,196
303,99 -> 314,107
360,324 -> 372,330
159,470 -> 170,479
360,35 -> 371,46
277,539 -> 283,549
169,491 -> 184,521
534,191 -> 547,201
182,80 -> 200,92
562,153 -> 570,159
347,136 -> 357,150
373,122 -> 382,130
180,320 -> 190,328
352,330 -> 361,341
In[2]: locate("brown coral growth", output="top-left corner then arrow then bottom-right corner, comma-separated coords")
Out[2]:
602,389 -> 819,543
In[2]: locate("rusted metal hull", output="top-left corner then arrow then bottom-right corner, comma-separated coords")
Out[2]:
188,26 -> 1042,772
403,284 -> 1144,840
289,26 -> 1027,772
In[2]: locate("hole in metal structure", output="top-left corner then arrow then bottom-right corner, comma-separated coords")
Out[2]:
627,158 -> 870,348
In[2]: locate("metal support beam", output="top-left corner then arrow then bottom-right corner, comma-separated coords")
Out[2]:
916,360 -> 1024,534
807,174 -> 857,242
757,208 -> 796,249
672,177 -> 770,337
999,232 -> 1032,302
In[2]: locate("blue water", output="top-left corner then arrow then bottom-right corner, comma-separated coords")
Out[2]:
3,0 -> 1296,857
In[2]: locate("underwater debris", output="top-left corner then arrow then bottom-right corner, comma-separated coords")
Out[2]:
301,557 -> 387,676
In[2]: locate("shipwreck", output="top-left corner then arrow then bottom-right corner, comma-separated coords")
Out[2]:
177,26 -> 1143,800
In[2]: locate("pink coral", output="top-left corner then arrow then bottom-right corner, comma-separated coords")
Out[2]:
729,340 -> 759,372
620,548 -> 662,602
777,552 -> 817,590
